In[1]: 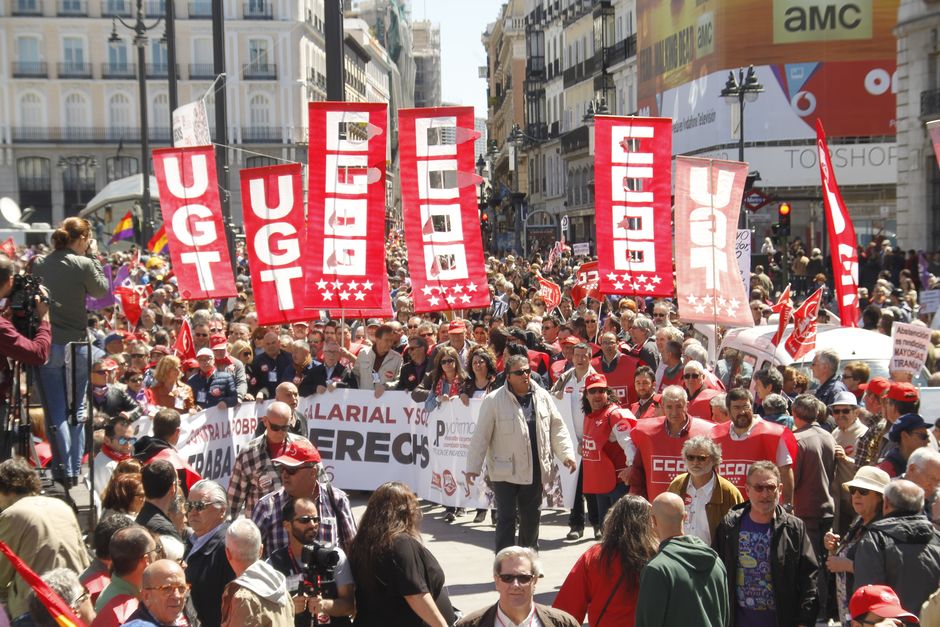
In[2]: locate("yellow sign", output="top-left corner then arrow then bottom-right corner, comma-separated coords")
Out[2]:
773,0 -> 873,43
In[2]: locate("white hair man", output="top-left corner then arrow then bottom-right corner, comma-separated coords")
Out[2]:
221,519 -> 293,627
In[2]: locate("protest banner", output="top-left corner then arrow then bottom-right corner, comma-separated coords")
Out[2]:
571,242 -> 590,256
891,321 -> 932,375
920,289 -> 940,315
736,229 -> 751,294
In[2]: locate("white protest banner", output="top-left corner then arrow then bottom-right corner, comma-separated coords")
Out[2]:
920,289 -> 940,315
172,100 -> 212,148
736,229 -> 751,293
572,242 -> 590,256
891,321 -> 932,375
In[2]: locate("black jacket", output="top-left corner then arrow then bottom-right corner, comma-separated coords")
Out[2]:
136,501 -> 182,542
306,362 -> 353,392
396,359 -> 431,392
713,502 -> 818,627
184,522 -> 235,627
854,511 -> 940,617
91,385 -> 143,420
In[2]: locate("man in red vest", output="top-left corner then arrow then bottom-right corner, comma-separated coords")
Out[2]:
626,385 -> 714,499
592,332 -> 639,406
710,388 -> 796,504
684,361 -> 721,421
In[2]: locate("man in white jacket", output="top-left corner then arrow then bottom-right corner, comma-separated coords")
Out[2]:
467,354 -> 577,552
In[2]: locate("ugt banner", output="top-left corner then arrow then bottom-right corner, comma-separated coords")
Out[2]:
594,116 -> 673,297
816,119 -> 860,328
152,145 -> 237,299
240,163 -> 308,326
305,102 -> 388,312
399,107 -> 490,312
674,156 -> 753,327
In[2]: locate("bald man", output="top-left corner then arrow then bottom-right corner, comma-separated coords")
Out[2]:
635,493 -> 728,627
123,560 -> 194,627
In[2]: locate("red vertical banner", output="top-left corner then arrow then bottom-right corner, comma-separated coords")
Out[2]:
770,284 -> 793,347
152,145 -> 237,299
241,163 -> 307,326
399,107 -> 491,313
305,102 -> 388,312
328,275 -> 393,319
536,276 -> 561,312
594,116 -> 673,297
784,287 -> 823,359
570,261 -> 602,307
674,156 -> 753,327
816,119 -> 860,328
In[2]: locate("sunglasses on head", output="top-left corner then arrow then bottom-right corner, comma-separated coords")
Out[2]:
498,573 -> 534,584
849,486 -> 871,496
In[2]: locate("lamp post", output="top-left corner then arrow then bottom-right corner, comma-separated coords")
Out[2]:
507,123 -> 526,256
57,155 -> 98,215
476,154 -> 489,253
109,0 -> 162,246
720,65 -> 763,229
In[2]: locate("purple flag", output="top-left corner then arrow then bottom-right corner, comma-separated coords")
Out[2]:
86,264 -> 131,311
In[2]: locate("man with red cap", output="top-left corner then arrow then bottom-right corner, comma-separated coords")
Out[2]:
210,333 -> 249,402
579,373 -> 636,527
251,439 -> 357,556
431,319 -> 477,369
864,381 -> 920,471
849,585 -> 918,626
549,336 -> 579,384
854,376 -> 892,469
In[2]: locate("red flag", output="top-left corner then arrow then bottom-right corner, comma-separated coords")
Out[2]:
114,286 -> 145,328
240,163 -> 310,326
174,319 -> 196,360
594,116 -> 674,297
770,284 -> 793,347
152,145 -> 237,300
536,276 -> 562,312
0,541 -> 86,627
399,107 -> 491,313
0,238 -> 15,259
784,287 -> 824,360
674,156 -> 753,327
570,261 -> 602,307
816,120 -> 860,328
328,274 -> 393,318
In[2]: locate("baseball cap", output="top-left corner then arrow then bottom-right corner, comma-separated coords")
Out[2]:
886,382 -> 919,403
858,377 -> 890,397
196,348 -> 214,359
210,334 -> 228,350
182,358 -> 199,370
561,336 -> 580,346
889,413 -> 930,443
292,321 -> 310,327
101,359 -> 119,371
828,391 -> 858,408
272,440 -> 322,467
151,345 -> 171,356
584,373 -> 608,390
849,585 -> 917,623
448,320 -> 467,333
104,333 -> 124,346
843,466 -> 890,494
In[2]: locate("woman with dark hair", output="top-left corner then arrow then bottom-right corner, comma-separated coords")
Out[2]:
101,472 -> 145,520
348,482 -> 456,627
553,495 -> 657,625
33,217 -> 109,485
460,346 -> 499,525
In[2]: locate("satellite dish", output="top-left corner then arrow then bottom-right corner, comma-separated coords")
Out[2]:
0,197 -> 28,229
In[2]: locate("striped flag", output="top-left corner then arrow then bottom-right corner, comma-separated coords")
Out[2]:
0,541 -> 86,626
147,224 -> 168,255
108,211 -> 134,244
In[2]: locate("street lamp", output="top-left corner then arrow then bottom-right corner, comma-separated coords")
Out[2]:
720,65 -> 763,229
507,123 -> 527,255
57,155 -> 98,215
109,0 -> 163,246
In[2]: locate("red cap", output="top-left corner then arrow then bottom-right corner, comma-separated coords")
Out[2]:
182,358 -> 199,370
448,320 -> 467,333
858,376 -> 890,397
886,382 -> 919,403
101,359 -> 119,371
561,336 -> 580,346
849,585 -> 917,623
272,440 -> 322,467
584,373 -> 608,390
151,345 -> 171,356
210,334 -> 228,350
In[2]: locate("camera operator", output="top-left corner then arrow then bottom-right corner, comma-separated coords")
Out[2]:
32,217 -> 109,485
0,256 -> 51,409
268,496 -> 355,626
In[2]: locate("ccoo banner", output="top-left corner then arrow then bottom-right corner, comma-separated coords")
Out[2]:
152,145 -> 237,299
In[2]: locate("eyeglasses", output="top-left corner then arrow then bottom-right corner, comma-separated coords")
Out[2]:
278,464 -> 316,475
129,377 -> 143,383
117,436 -> 137,446
509,368 -> 531,376
420,332 -> 435,337
292,515 -> 320,525
497,573 -> 535,585
747,483 -> 779,494
586,388 -> 607,395
266,422 -> 290,432
186,500 -> 216,512
440,358 -> 456,365
144,583 -> 191,596
849,487 -> 871,496
683,374 -> 701,380
685,454 -> 710,463
407,325 -> 419,329
830,408 -> 853,415
71,590 -> 90,610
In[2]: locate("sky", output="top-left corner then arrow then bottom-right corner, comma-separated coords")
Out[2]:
412,0 -> 508,119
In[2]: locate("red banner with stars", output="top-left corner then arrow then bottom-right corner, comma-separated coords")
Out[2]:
674,156 -> 753,327
594,116 -> 673,297
399,107 -> 491,313
304,102 -> 388,312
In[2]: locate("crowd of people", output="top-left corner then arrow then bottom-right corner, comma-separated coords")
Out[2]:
3,216 -> 940,626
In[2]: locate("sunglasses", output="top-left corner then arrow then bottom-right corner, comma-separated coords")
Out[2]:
440,358 -> 456,365
266,422 -> 290,432
498,573 -> 535,585
685,454 -> 710,463
407,325 -> 419,329
830,408 -> 853,415
748,483 -> 779,494
509,368 -> 531,376
292,515 -> 321,525
849,487 -> 871,496
683,374 -> 701,379
278,464 -> 316,475
186,500 -> 216,512
420,332 -> 435,337
586,388 -> 607,395
129,377 -> 143,383
117,436 -> 138,446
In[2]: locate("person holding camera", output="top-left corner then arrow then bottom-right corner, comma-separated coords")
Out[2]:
0,256 -> 51,412
268,496 -> 355,626
32,217 -> 109,485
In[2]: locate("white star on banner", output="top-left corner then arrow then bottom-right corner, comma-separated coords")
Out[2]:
607,272 -> 619,281
466,282 -> 478,292
635,275 -> 648,284
686,294 -> 699,305
620,273 -> 632,282
613,281 -> 624,290
725,306 -> 737,317
702,295 -> 713,306
339,291 -> 350,301
644,283 -> 655,292
631,282 -> 642,291
460,294 -> 471,304
354,291 -> 365,301
651,276 -> 662,285
452,284 -> 464,294
694,303 -> 707,314
445,295 -> 457,305
347,280 -> 359,291
316,279 -> 328,290
330,280 -> 343,290
421,285 -> 434,296
728,298 -> 740,311
717,296 -> 727,308
321,291 -> 333,300
429,296 -> 440,306
361,280 -> 374,291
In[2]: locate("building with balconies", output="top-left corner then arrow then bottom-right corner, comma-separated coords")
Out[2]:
412,19 -> 440,108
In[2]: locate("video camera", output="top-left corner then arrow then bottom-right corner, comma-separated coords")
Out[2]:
8,274 -> 46,338
298,541 -> 340,599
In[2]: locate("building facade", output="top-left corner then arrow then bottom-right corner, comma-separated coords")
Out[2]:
412,19 -> 440,108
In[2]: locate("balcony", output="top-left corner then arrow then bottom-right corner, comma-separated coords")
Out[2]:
11,0 -> 42,13
12,61 -> 48,78
58,62 -> 93,78
145,63 -> 179,78
57,0 -> 85,14
101,0 -> 130,15
243,63 -> 276,79
560,125 -> 589,155
189,63 -> 215,79
921,88 -> 940,118
604,34 -> 637,66
241,127 -> 281,143
102,62 -> 136,79
11,126 -> 174,143
243,1 -> 271,19
562,54 -> 598,89
188,0 -> 210,17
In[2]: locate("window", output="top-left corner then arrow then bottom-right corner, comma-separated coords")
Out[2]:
192,37 -> 212,63
64,93 -> 89,139
17,157 -> 52,224
108,42 -> 129,68
246,156 -> 277,168
248,39 -> 269,70
62,36 -> 85,66
249,94 -> 270,127
108,93 -> 132,139
106,156 -> 138,182
15,36 -> 40,63
19,93 -> 45,129
152,94 -> 170,139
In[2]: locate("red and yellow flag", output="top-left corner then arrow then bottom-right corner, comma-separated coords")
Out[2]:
0,541 -> 86,626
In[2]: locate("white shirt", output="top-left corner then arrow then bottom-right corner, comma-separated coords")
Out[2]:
496,604 -> 543,627
684,474 -> 716,545
561,367 -> 594,440
729,416 -> 793,466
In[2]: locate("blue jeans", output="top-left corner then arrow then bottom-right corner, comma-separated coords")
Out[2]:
35,343 -> 88,478
594,482 -> 629,527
